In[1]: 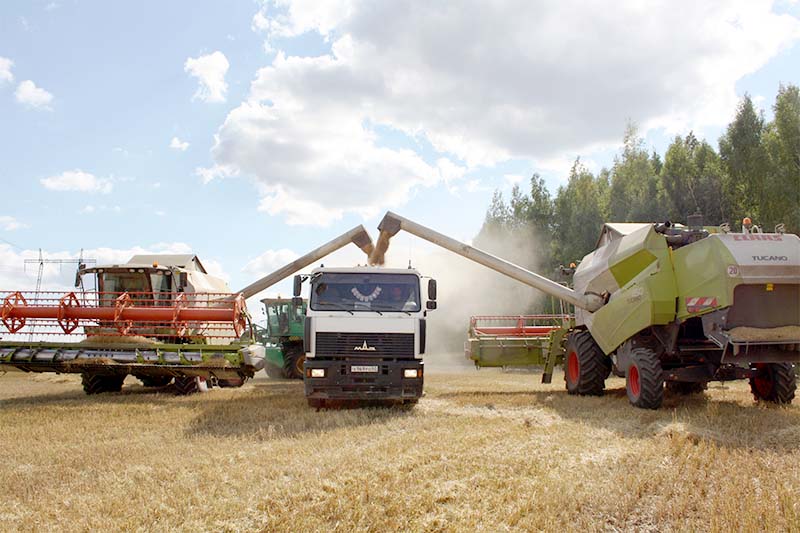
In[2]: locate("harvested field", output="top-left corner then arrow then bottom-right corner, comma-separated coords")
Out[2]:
1,369 -> 799,532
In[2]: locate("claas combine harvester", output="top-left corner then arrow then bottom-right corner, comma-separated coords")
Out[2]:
377,212 -> 800,409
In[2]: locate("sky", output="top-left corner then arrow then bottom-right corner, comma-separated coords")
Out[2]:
1,0 -> 799,320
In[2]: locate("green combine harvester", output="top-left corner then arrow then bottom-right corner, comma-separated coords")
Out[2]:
378,212 -> 800,409
259,297 -> 307,379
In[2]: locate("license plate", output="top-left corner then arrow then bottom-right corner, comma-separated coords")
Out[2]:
351,365 -> 379,373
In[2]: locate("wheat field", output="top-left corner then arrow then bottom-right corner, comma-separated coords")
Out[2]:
1,367 -> 799,532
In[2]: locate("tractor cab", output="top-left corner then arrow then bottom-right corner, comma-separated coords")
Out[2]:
261,297 -> 307,339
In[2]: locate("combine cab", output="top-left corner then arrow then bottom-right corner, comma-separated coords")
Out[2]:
0,254 -> 265,394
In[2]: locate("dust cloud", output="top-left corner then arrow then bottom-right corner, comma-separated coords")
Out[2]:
381,227 -> 550,372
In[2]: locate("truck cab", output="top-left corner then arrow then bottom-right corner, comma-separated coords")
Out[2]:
297,266 -> 436,407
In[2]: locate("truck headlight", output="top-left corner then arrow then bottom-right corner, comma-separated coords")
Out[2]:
403,369 -> 419,378
309,368 -> 326,378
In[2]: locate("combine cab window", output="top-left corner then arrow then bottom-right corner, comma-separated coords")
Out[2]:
150,273 -> 172,303
267,302 -> 291,337
98,272 -> 152,306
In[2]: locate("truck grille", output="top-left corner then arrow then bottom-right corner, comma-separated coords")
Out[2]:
315,332 -> 414,358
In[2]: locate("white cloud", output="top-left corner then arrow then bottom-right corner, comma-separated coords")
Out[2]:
170,136 -> 190,151
203,1 -> 799,225
242,248 -> 300,278
0,57 -> 13,84
247,1 -> 800,163
15,80 -> 53,109
0,215 -> 26,231
184,51 -> 229,103
504,174 -> 525,187
41,170 -> 113,194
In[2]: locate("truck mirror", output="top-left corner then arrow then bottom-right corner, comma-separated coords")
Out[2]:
426,301 -> 437,310
428,279 -> 437,300
293,275 -> 302,297
178,272 -> 188,289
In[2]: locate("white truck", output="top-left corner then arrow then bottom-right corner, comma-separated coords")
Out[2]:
295,266 -> 437,407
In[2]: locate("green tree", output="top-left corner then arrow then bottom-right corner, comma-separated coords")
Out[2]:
608,124 -> 666,222
719,94 -> 770,225
763,84 -> 800,232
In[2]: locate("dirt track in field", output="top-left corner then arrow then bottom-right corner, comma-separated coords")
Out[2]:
1,369 -> 799,532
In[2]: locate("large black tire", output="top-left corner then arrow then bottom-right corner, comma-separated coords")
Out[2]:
665,381 -> 707,395
174,376 -> 205,395
137,376 -> 172,388
82,373 -> 125,395
564,330 -> 609,396
750,363 -> 796,404
264,364 -> 284,379
625,347 -> 664,409
283,343 -> 306,380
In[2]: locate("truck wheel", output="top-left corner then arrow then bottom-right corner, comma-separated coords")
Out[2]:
665,381 -> 707,395
137,376 -> 172,388
307,398 -> 325,409
283,345 -> 306,380
750,363 -> 796,404
625,347 -> 664,409
564,330 -> 609,396
174,376 -> 207,395
82,373 -> 125,395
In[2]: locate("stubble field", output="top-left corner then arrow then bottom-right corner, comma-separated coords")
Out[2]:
1,367 -> 799,532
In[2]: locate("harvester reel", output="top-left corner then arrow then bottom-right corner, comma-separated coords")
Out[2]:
232,294 -> 247,338
57,292 -> 81,334
113,292 -> 133,335
1,291 -> 27,333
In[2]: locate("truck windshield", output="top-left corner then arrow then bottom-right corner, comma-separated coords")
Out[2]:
310,272 -> 421,313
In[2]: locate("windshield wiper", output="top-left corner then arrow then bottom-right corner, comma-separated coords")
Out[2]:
371,304 -> 412,316
316,301 -> 354,315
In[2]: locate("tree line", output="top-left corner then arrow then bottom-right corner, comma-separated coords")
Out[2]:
476,84 -> 800,273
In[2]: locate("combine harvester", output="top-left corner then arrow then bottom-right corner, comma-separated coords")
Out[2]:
376,212 -> 800,409
0,254 -> 265,394
0,224 -> 376,396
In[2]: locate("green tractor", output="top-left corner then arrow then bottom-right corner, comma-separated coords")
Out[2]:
259,297 -> 307,379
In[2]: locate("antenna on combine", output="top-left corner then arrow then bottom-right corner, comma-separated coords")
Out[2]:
23,249 -> 96,340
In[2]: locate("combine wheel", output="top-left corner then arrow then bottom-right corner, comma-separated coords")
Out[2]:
283,344 -> 306,380
564,330 -> 609,396
174,376 -> 208,395
665,381 -> 707,396
625,347 -> 664,409
750,363 -> 796,404
217,377 -> 246,388
137,376 -> 172,388
82,373 -> 125,395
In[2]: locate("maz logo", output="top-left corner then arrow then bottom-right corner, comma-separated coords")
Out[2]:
752,255 -> 788,261
354,341 -> 377,351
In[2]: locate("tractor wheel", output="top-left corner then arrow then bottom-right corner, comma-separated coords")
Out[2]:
564,330 -> 609,396
137,376 -> 172,388
283,344 -> 306,380
625,347 -> 664,409
665,381 -> 707,395
750,363 -> 796,404
174,376 -> 207,396
82,373 -> 125,395
264,364 -> 284,379
217,377 -> 246,388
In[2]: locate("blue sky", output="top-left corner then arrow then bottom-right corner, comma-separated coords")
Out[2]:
1,1 -> 799,315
